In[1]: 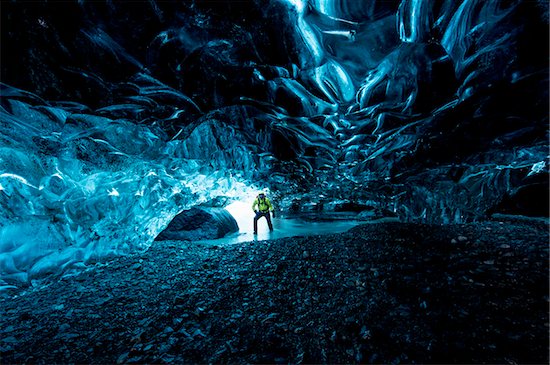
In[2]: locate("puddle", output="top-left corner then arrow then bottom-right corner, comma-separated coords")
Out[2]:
200,215 -> 363,245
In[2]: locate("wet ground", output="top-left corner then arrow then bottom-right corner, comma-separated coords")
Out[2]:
203,214 -> 367,245
0,216 -> 548,364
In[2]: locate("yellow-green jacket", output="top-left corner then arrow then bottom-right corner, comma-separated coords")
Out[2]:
252,196 -> 273,213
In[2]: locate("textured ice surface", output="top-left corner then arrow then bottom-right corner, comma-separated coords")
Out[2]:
282,0 -> 548,222
0,88 -> 259,287
1,0 -> 548,287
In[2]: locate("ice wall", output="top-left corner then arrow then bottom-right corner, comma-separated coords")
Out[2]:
287,0 -> 548,221
0,82 -> 259,288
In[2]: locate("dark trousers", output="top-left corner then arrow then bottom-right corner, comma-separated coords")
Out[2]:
254,211 -> 273,233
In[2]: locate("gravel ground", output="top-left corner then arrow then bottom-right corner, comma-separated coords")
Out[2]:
0,217 -> 548,364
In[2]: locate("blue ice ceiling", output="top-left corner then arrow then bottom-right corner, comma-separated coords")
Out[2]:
0,0 -> 548,287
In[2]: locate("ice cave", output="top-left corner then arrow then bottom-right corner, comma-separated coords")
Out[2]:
0,0 -> 548,363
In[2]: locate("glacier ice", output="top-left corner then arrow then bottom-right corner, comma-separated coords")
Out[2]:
1,0 -> 548,287
0,85 -> 261,287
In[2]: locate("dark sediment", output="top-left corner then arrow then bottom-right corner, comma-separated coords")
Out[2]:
0,217 -> 548,364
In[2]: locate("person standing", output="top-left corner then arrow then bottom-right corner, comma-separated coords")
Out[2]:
252,192 -> 274,234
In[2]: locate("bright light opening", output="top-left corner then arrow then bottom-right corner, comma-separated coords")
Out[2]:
225,190 -> 272,234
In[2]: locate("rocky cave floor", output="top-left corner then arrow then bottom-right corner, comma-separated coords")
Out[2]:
0,217 -> 548,365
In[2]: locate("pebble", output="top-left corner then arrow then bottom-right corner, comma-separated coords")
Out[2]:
116,352 -> 129,364
360,325 -> 371,340
2,336 -> 18,344
143,344 -> 153,352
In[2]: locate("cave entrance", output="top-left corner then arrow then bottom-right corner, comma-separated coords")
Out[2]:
225,200 -> 259,235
